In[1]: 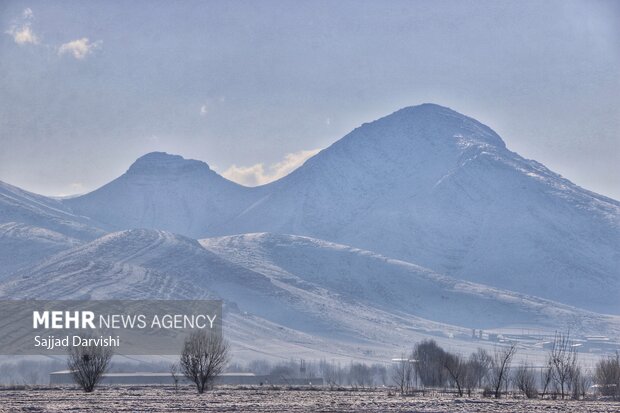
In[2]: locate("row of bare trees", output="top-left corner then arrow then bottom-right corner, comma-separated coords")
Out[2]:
391,339 -> 517,398
390,333 -> 620,400
227,358 -> 388,388
67,331 -> 229,394
62,330 -> 620,399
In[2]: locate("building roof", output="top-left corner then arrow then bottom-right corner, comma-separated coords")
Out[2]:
50,370 -> 256,377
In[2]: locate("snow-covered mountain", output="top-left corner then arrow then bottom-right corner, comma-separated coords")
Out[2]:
64,152 -> 259,237
0,182 -> 102,276
200,233 -> 619,335
60,104 -> 620,313
3,229 -> 617,361
0,181 -> 104,241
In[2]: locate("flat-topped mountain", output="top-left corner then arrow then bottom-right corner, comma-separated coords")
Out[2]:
65,152 -> 258,237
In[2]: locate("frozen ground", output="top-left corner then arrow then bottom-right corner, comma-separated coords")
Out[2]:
1,386 -> 619,412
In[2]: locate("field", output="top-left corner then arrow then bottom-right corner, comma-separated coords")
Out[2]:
1,386 -> 619,412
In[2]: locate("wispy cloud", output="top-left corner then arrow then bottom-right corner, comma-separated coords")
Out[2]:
22,8 -> 34,19
200,105 -> 208,116
7,24 -> 39,45
222,149 -> 321,186
6,8 -> 39,45
58,38 -> 101,59
6,8 -> 103,59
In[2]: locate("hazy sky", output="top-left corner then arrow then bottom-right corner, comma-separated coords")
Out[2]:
1,0 -> 619,199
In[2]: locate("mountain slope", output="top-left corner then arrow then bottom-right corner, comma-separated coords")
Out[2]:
200,232 -> 618,336
0,229 -> 474,360
2,229 -> 617,360
0,222 -> 81,279
0,181 -> 105,241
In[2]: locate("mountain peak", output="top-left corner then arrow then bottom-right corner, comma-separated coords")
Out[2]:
389,102 -> 468,118
127,152 -> 211,175
400,102 -> 453,112
366,103 -> 507,150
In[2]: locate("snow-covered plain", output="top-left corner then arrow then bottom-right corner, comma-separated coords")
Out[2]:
1,387 -> 619,413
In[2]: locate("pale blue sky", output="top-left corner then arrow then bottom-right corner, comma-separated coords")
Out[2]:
1,0 -> 618,198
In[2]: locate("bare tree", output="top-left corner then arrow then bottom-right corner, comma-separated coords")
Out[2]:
443,352 -> 467,396
540,362 -> 553,399
270,361 -> 297,384
170,362 -> 180,392
350,362 -> 373,389
513,364 -> 538,399
180,331 -> 230,394
67,334 -> 113,392
391,354 -> 414,395
488,344 -> 517,398
413,340 -> 448,387
468,348 -> 492,389
370,363 -> 387,387
248,359 -> 271,375
548,331 -> 578,399
462,361 -> 479,396
594,352 -> 620,398
570,365 -> 591,400
319,359 -> 344,389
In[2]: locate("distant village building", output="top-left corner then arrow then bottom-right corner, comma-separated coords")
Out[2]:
49,370 -> 322,386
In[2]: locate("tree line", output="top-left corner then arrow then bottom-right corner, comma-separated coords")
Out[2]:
61,330 -> 620,399
391,333 -> 620,400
